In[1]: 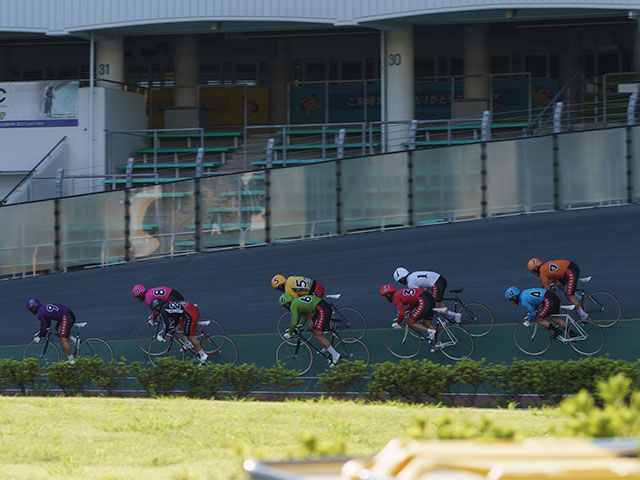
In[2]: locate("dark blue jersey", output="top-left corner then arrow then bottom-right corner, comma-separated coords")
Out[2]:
35,303 -> 71,337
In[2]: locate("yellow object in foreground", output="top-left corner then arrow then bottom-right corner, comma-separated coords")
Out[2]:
342,438 -> 640,480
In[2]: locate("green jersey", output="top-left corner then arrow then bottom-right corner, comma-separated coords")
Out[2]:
289,295 -> 322,332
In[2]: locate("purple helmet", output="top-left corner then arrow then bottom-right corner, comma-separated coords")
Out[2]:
25,298 -> 41,311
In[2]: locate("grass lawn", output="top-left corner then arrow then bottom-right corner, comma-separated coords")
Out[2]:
0,396 -> 568,480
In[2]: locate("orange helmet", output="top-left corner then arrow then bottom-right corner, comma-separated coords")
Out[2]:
527,258 -> 542,272
271,274 -> 286,289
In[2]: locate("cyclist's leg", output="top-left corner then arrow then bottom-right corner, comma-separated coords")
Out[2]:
184,304 -> 207,362
58,311 -> 76,359
312,301 -> 339,363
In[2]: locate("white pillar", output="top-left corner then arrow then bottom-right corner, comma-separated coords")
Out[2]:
462,24 -> 489,116
382,24 -> 414,151
174,35 -> 199,108
96,35 -> 124,88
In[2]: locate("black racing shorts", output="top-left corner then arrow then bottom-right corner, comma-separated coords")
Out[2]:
410,292 -> 436,322
431,276 -> 447,303
312,299 -> 333,331
559,262 -> 581,296
537,291 -> 561,319
56,310 -> 76,339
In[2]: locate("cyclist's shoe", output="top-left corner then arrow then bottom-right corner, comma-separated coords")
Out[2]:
453,312 -> 462,324
67,356 -> 76,365
155,333 -> 166,342
330,353 -> 341,367
548,325 -> 562,339
197,351 -> 208,364
578,312 -> 589,321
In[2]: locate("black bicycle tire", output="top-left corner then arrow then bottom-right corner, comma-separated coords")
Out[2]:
135,319 -> 166,354
583,291 -> 621,328
334,307 -> 367,342
512,323 -> 552,356
23,340 -> 61,364
568,320 -> 605,356
198,317 -> 226,336
334,338 -> 370,366
436,325 -> 474,361
147,338 -> 185,366
201,335 -> 238,366
275,340 -> 313,376
384,327 -> 422,359
459,302 -> 495,337
77,338 -> 114,363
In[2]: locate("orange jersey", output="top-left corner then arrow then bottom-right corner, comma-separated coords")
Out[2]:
538,260 -> 571,289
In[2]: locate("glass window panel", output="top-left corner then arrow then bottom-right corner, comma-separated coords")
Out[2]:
550,54 -> 559,78
59,191 -> 126,268
490,56 -> 510,74
258,61 -> 270,87
342,153 -> 409,231
584,52 -> 595,76
270,162 -> 337,240
304,61 -> 327,82
22,68 -> 44,80
450,57 -> 463,76
437,56 -> 448,76
365,58 -> 379,79
524,54 -> 547,78
235,63 -> 257,86
0,200 -> 55,277
201,64 -> 221,85
413,145 -> 483,223
329,60 -> 339,81
598,52 -> 620,75
200,172 -> 266,248
415,57 -> 436,78
341,60 -> 363,80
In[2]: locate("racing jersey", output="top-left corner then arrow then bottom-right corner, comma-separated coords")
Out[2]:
519,288 -> 547,321
158,301 -> 189,323
145,287 -> 184,322
538,260 -> 571,290
289,295 -> 322,332
406,271 -> 441,289
391,288 -> 426,324
284,276 -> 314,298
35,303 -> 71,337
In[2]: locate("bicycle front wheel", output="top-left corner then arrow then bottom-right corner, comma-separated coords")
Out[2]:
459,302 -> 494,337
384,327 -> 421,359
147,338 -> 185,366
333,307 -> 367,341
275,340 -> 313,376
23,341 -> 60,365
135,319 -> 166,354
569,320 -> 605,356
77,338 -> 114,363
202,335 -> 238,365
334,338 -> 370,366
583,291 -> 621,328
513,323 -> 551,356
436,325 -> 474,361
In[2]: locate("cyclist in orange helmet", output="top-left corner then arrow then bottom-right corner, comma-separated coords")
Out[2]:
527,258 -> 588,320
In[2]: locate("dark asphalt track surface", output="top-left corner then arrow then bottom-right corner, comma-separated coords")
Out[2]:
2,204 -> 639,345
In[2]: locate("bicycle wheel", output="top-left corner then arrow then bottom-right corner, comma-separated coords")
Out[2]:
201,335 -> 238,365
23,340 -> 60,365
147,338 -> 185,366
568,320 -> 605,356
583,291 -> 621,328
135,319 -> 166,354
277,311 -> 312,344
333,307 -> 367,341
77,338 -> 114,363
384,327 -> 422,359
275,340 -> 313,375
197,317 -> 226,336
435,325 -> 474,361
334,338 -> 370,366
459,302 -> 494,337
513,323 -> 551,356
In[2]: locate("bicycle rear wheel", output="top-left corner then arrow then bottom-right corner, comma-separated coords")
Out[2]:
202,335 -> 238,365
583,291 -> 621,328
568,320 -> 605,356
333,307 -> 367,341
147,338 -> 185,366
77,338 -> 114,363
197,317 -> 226,337
275,340 -> 313,375
23,341 -> 60,365
334,338 -> 370,366
384,327 -> 421,359
135,319 -> 166,354
459,302 -> 494,337
513,323 -> 551,356
436,325 -> 474,361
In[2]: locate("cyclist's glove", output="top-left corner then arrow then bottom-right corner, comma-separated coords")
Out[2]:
33,335 -> 42,344
391,320 -> 401,329
147,314 -> 155,326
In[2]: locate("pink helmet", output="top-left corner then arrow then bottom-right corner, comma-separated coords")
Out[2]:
131,284 -> 146,298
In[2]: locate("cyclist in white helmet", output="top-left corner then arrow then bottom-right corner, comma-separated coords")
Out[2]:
393,267 -> 461,324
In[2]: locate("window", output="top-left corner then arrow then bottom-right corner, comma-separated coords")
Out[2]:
450,57 -> 463,76
490,56 -> 510,74
22,68 -> 44,81
415,57 -> 435,78
235,63 -> 257,86
127,65 -> 150,87
584,52 -> 595,76
304,61 -> 327,81
524,54 -> 547,78
258,61 -> 270,86
341,60 -> 363,80
598,52 -> 620,75
550,54 -> 559,78
201,64 -> 221,85
56,67 -> 79,80
365,58 -> 379,79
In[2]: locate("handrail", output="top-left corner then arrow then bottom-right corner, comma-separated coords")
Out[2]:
1,136 -> 67,206
528,71 -> 583,134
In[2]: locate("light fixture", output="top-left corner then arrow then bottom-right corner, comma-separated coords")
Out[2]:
506,9 -> 517,19
210,21 -> 221,31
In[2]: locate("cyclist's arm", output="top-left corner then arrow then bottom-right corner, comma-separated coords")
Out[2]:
289,303 -> 301,332
539,271 -> 552,290
393,298 -> 406,325
36,313 -> 50,337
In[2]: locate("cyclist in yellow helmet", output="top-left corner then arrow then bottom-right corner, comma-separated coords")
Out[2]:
271,274 -> 325,298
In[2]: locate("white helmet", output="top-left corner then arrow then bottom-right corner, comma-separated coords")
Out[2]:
393,267 -> 409,282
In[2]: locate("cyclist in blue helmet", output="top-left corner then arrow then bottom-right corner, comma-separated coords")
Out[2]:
505,286 -> 565,338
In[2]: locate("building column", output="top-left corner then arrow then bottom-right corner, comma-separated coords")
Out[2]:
270,39 -> 290,125
96,35 -> 125,88
167,34 -> 203,128
560,31 -> 581,107
461,24 -> 490,117
382,24 -> 414,151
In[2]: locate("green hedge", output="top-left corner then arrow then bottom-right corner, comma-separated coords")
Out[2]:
1,357 -> 638,404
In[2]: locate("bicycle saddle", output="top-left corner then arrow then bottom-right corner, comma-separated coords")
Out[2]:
450,288 -> 464,294
325,294 -> 341,300
579,276 -> 592,283
560,305 -> 576,310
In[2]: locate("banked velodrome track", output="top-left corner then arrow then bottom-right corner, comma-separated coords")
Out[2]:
2,205 -> 639,365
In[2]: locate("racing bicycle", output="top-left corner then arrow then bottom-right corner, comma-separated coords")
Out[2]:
441,288 -> 494,337
146,322 -> 238,366
135,315 -> 226,354
24,322 -> 114,365
276,293 -> 367,343
513,305 -> 605,356
384,307 -> 475,361
275,320 -> 370,376
576,276 -> 622,328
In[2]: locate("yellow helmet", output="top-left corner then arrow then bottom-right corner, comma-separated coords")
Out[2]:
271,274 -> 286,289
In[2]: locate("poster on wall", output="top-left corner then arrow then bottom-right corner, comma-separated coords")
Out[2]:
0,81 -> 79,128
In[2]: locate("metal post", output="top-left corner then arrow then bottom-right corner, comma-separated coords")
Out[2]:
336,158 -> 342,235
54,199 -> 61,272
481,110 -> 491,141
89,32 -> 95,192
194,179 -> 202,254
337,128 -> 346,159
195,147 -> 204,177
626,126 -> 634,204
408,150 -> 414,226
408,120 -> 418,150
627,92 -> 638,125
553,133 -> 560,210
266,138 -> 275,168
282,125 -> 287,166
480,144 -> 487,218
553,102 -> 564,134
124,189 -> 131,262
125,158 -> 134,189
55,168 -> 64,197
153,130 -> 159,184
265,167 -> 272,244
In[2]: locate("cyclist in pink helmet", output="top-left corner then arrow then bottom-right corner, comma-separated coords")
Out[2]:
131,284 -> 184,323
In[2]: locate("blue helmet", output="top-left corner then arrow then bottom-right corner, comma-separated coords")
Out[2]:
25,298 -> 41,311
504,287 -> 520,301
